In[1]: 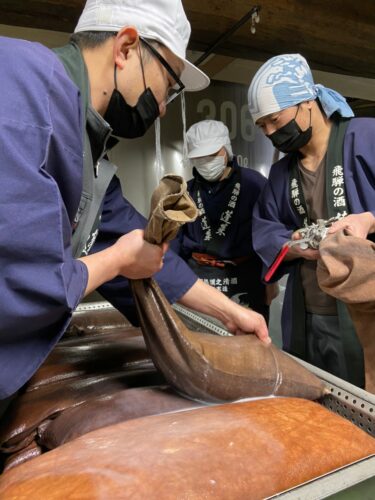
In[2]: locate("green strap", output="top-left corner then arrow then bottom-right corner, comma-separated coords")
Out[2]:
53,43 -> 90,131
53,44 -> 117,258
326,120 -> 364,387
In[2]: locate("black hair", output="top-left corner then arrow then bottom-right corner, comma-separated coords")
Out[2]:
70,31 -> 117,49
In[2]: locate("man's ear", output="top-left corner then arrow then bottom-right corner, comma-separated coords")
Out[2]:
303,100 -> 314,110
113,26 -> 140,69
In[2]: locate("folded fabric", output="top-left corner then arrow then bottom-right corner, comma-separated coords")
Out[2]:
0,322 -> 158,469
1,398 -> 374,499
317,231 -> 375,393
143,174 -> 198,245
0,328 -> 159,456
0,369 -> 162,455
3,441 -> 42,473
39,386 -> 202,449
27,332 -> 151,392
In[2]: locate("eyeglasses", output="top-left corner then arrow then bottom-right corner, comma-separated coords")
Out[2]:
139,36 -> 185,105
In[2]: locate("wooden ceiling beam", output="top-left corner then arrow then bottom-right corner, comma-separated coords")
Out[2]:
1,0 -> 374,79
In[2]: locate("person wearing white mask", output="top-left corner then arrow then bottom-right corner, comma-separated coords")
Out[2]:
173,120 -> 277,322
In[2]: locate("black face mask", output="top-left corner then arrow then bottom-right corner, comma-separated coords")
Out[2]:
104,52 -> 160,139
104,86 -> 159,139
267,107 -> 312,153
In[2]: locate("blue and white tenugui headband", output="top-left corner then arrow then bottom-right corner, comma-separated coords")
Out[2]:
248,54 -> 354,123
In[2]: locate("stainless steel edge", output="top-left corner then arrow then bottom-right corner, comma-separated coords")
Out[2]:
267,455 -> 375,499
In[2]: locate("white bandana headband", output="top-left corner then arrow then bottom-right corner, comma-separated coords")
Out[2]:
248,54 -> 354,123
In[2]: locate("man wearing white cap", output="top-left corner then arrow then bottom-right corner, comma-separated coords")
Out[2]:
173,119 -> 275,322
0,0 -> 269,410
248,53 -> 375,386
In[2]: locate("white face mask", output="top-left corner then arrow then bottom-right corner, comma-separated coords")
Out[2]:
194,155 -> 226,182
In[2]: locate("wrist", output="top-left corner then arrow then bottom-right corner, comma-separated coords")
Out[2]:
78,244 -> 122,295
206,289 -> 234,324
179,279 -> 232,323
103,244 -> 123,280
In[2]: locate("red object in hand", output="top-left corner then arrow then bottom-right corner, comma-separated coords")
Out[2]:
264,245 -> 290,283
264,237 -> 311,283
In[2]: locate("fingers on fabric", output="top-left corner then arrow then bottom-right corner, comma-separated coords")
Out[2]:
328,221 -> 349,235
340,223 -> 367,238
343,225 -> 355,236
328,213 -> 375,239
231,311 -> 270,344
256,315 -> 271,344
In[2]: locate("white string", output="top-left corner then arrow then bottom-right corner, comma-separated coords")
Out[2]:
154,116 -> 165,183
180,91 -> 190,168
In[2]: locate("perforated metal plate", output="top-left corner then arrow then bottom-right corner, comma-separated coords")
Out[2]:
289,356 -> 375,439
76,301 -> 116,312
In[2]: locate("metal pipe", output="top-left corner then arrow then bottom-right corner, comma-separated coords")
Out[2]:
193,5 -> 261,67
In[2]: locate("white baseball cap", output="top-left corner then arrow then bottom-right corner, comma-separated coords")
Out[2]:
186,120 -> 233,159
74,0 -> 210,92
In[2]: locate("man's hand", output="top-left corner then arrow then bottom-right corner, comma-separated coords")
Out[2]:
79,229 -> 168,296
222,303 -> 270,343
328,212 -> 375,239
179,280 -> 270,344
284,230 -> 320,261
113,229 -> 168,279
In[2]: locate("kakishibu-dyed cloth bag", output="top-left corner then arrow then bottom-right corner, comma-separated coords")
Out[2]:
318,231 -> 375,393
130,175 -> 326,402
0,315 -> 197,471
1,398 -> 375,500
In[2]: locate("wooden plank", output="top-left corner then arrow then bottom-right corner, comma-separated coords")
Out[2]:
0,0 -> 374,79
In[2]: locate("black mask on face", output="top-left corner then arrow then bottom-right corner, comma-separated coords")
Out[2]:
104,64 -> 160,139
267,106 -> 312,153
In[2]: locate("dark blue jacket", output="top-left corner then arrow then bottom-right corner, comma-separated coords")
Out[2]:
0,37 -> 197,399
252,118 -> 375,351
173,161 -> 267,260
